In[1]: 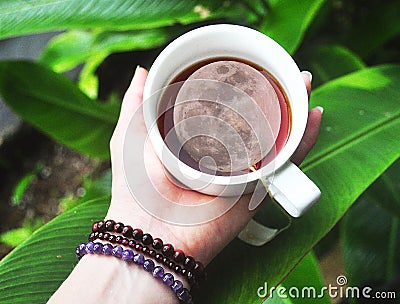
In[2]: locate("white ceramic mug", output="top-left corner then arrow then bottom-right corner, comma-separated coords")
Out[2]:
143,24 -> 320,218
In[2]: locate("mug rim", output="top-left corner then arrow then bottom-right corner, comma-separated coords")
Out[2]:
143,24 -> 308,186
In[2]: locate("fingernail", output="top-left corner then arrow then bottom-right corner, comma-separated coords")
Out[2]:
315,106 -> 324,114
303,71 -> 313,83
134,65 -> 141,75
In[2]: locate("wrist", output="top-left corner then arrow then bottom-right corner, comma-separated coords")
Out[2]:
49,253 -> 179,304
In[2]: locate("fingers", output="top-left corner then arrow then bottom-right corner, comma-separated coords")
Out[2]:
111,66 -> 148,151
301,71 -> 312,98
291,107 -> 323,165
117,66 -> 148,128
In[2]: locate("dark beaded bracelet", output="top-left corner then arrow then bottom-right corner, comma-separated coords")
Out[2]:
92,220 -> 206,280
76,242 -> 193,304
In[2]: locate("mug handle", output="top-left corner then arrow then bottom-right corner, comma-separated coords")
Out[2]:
266,162 -> 321,217
239,162 -> 320,246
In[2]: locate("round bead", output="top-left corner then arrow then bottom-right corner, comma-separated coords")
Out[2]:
88,232 -> 95,242
193,261 -> 205,275
108,234 -> 116,243
153,266 -> 164,278
105,220 -> 116,232
112,245 -> 123,258
168,261 -> 175,269
184,256 -> 196,270
171,280 -> 183,293
152,238 -> 163,250
122,225 -> 133,238
162,273 -> 174,286
181,268 -> 187,276
103,233 -> 110,240
177,288 -> 191,302
122,249 -> 134,261
155,253 -> 164,263
98,232 -> 104,240
132,228 -> 143,240
76,243 -> 86,258
173,249 -> 185,263
142,233 -> 153,245
143,259 -> 155,272
162,244 -> 174,258
142,246 -> 149,254
128,240 -> 136,248
173,264 -> 182,274
97,220 -> 105,232
162,257 -> 169,265
115,236 -> 123,244
133,253 -> 145,265
122,238 -> 129,246
135,244 -> 143,252
187,271 -> 195,284
93,242 -> 103,254
85,242 -> 94,254
148,249 -> 156,257
92,222 -> 99,232
114,222 -> 124,233
102,243 -> 113,255
76,247 -> 82,259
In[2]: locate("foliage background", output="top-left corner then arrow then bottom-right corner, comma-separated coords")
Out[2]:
0,0 -> 399,303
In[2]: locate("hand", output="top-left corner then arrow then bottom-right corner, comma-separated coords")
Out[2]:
107,67 -> 322,266
48,67 -> 322,304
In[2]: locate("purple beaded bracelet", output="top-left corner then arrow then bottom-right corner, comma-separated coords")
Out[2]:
76,242 -> 193,304
88,231 -> 200,288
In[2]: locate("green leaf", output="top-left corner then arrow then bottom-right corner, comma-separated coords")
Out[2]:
302,44 -> 366,87
0,61 -> 119,159
200,65 -> 400,303
0,198 -> 109,303
259,0 -> 326,54
341,193 -> 400,287
40,27 -> 185,98
0,0 -> 244,40
40,28 -> 182,73
0,66 -> 399,303
0,218 -> 45,248
263,252 -> 330,304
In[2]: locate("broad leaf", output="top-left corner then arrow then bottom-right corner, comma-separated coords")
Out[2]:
259,0 -> 326,54
40,28 -> 183,73
301,44 -> 366,87
40,27 -> 185,98
0,0 -> 244,40
0,198 -> 109,303
341,161 -> 400,287
201,65 -> 400,303
0,61 -> 119,159
263,252 -> 330,304
0,66 -> 399,304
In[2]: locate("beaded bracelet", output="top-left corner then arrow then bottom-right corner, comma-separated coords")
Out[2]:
76,242 -> 193,304
88,231 -> 199,287
91,220 -> 206,281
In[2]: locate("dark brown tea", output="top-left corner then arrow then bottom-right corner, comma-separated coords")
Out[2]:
157,57 -> 292,176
